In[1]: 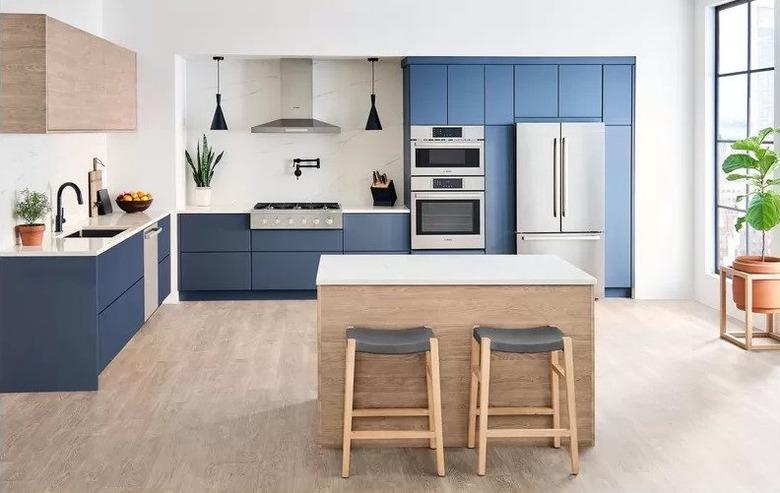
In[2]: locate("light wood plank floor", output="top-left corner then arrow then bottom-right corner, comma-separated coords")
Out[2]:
2,299 -> 779,492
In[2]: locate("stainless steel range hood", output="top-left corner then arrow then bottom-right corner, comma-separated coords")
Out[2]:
251,59 -> 341,134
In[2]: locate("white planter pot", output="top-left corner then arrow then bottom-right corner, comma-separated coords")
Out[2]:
194,187 -> 212,207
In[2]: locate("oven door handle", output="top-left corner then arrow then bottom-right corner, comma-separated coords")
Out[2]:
412,141 -> 484,149
413,192 -> 484,200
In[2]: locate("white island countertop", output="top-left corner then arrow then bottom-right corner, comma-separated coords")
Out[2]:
317,254 -> 596,286
0,209 -> 172,257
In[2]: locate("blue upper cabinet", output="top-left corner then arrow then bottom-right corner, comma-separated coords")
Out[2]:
559,65 -> 602,118
605,126 -> 632,288
514,65 -> 558,118
447,65 -> 484,124
408,65 -> 447,125
603,65 -> 633,125
485,65 -> 514,125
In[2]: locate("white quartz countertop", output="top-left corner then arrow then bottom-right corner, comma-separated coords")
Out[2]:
179,204 -> 409,214
1,209 -> 172,257
316,254 -> 597,286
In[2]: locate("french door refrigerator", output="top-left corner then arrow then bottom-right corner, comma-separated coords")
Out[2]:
515,122 -> 605,297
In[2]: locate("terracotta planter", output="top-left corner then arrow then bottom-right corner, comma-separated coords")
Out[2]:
16,224 -> 45,247
732,255 -> 780,312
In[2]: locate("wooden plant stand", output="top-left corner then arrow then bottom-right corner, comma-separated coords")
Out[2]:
720,266 -> 780,350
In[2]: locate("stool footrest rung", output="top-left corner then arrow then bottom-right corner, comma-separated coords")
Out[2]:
477,406 -> 555,416
485,428 -> 571,439
351,430 -> 435,440
352,408 -> 430,417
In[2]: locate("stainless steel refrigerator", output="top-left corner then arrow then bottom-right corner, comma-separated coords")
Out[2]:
515,122 -> 605,297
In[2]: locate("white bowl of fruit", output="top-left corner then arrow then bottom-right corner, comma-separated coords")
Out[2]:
116,191 -> 153,213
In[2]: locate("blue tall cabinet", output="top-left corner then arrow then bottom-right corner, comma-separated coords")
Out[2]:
403,57 -> 635,297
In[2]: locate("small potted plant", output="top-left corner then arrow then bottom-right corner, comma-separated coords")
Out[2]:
14,189 -> 51,246
721,126 -> 780,311
185,134 -> 224,207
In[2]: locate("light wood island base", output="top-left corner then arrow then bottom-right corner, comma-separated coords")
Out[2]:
317,284 -> 595,448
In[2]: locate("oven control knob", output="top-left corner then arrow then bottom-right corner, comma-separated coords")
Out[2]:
274,218 -> 281,225
313,218 -> 321,225
326,218 -> 334,225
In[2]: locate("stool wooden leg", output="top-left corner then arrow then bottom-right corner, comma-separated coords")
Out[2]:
562,337 -> 579,475
768,313 -> 775,335
342,339 -> 357,478
745,278 -> 753,350
477,338 -> 491,476
425,351 -> 435,449
429,338 -> 446,477
550,350 -> 561,449
467,334 -> 479,449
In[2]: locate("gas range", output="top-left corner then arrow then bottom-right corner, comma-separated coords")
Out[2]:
250,202 -> 342,229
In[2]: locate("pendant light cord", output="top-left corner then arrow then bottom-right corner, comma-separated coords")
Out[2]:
217,58 -> 221,94
371,59 -> 375,95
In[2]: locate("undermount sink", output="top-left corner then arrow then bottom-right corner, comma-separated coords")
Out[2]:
65,228 -> 128,239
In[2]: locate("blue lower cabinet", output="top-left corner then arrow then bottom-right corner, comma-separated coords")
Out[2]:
605,126 -> 632,290
158,255 -> 171,305
97,231 -> 143,312
0,256 -> 98,392
98,278 -> 144,372
485,125 -> 515,254
252,252 -> 339,290
412,250 -> 486,255
179,214 -> 250,252
343,213 -> 410,252
251,230 -> 343,252
158,215 -> 171,260
179,252 -> 251,291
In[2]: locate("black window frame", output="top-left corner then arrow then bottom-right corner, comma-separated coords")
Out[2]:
715,0 -> 775,272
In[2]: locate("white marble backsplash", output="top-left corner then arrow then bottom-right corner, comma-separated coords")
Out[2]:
184,58 -> 403,208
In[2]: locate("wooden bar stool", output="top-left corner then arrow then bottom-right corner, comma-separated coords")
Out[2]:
342,326 -> 445,478
467,325 -> 579,476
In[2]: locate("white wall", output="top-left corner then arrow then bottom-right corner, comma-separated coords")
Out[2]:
102,0 -> 695,299
0,0 -> 106,249
184,57 -> 402,208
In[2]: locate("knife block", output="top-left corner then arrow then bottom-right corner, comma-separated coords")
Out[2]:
370,180 -> 397,207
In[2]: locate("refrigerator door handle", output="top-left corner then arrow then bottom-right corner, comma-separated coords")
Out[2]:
561,137 -> 568,217
553,138 -> 559,218
518,234 -> 602,241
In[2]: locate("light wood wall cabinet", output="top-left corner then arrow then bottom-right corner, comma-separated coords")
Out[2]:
0,14 -> 136,133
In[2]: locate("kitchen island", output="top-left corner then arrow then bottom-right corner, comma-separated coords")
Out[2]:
316,254 -> 596,448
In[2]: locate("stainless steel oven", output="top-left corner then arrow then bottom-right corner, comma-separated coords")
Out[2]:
410,125 -> 484,176
410,176 -> 485,250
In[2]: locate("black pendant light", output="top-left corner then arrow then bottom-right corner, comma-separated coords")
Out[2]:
365,57 -> 382,131
210,56 -> 228,130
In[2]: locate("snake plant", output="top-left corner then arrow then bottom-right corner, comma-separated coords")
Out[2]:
185,134 -> 224,187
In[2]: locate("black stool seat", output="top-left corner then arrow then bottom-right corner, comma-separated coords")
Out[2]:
346,326 -> 434,354
473,326 -> 565,353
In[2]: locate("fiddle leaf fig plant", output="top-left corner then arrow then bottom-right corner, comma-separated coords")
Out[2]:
722,127 -> 780,261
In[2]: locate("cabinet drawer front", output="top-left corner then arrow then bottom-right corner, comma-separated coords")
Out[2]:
252,252 -> 337,290
343,214 -> 410,252
98,278 -> 144,372
179,214 -> 250,252
97,231 -> 143,312
158,214 -> 171,260
251,230 -> 343,252
179,252 -> 251,291
158,255 -> 171,305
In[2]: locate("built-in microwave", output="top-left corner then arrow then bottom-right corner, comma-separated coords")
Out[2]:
410,176 -> 485,250
410,126 -> 484,176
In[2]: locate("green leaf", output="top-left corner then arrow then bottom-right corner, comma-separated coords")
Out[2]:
736,195 -> 746,202
759,150 -> 779,175
746,192 -> 780,231
722,153 -> 759,173
726,173 -> 754,181
735,216 -> 746,232
732,139 -> 760,152
766,179 -> 780,186
753,127 -> 775,146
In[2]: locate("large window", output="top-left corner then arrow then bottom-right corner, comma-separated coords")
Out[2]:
715,0 -> 775,270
